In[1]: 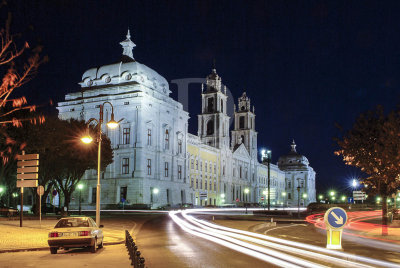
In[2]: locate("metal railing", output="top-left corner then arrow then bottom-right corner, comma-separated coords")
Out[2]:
125,230 -> 145,268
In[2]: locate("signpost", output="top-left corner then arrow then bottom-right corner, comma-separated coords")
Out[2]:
16,151 -> 39,227
353,191 -> 366,203
37,186 -> 44,227
324,207 -> 348,249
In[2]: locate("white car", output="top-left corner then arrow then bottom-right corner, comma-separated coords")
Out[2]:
48,217 -> 104,254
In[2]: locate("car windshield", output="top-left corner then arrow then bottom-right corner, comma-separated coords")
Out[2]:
55,218 -> 90,228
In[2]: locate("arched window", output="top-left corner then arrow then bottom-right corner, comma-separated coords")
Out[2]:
207,120 -> 214,135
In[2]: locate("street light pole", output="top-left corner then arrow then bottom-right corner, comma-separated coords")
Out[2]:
267,152 -> 271,211
81,101 -> 120,227
297,186 -> 301,218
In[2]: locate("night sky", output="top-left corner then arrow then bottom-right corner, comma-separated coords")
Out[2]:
6,1 -> 400,193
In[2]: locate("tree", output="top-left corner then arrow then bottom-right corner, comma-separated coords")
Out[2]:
14,117 -> 113,213
0,4 -> 47,164
335,105 -> 400,235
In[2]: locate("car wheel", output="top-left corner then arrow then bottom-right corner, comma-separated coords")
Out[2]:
90,238 -> 97,253
98,238 -> 104,249
50,247 -> 57,254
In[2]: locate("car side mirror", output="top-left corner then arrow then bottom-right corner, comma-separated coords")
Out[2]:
99,225 -> 104,228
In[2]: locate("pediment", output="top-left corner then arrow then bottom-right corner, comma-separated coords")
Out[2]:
232,143 -> 250,158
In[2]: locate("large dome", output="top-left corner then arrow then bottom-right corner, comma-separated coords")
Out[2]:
278,140 -> 310,170
78,30 -> 170,95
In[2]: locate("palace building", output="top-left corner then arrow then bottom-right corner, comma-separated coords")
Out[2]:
57,31 -> 316,209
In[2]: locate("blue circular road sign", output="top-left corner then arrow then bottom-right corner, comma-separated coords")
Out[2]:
324,207 -> 348,229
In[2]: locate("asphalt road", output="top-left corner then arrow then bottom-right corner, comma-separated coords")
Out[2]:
136,213 -> 271,268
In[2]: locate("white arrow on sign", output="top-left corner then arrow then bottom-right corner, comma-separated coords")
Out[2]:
331,211 -> 343,225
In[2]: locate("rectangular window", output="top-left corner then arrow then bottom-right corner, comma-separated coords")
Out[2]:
196,179 -> 198,189
178,165 -> 182,180
214,164 -> 217,174
209,180 -> 212,191
147,129 -> 152,146
147,159 -> 151,175
196,160 -> 198,170
205,163 -> 207,172
214,181 -> 216,191
165,129 -> 169,150
239,166 -> 242,178
123,128 -> 130,144
239,116 -> 245,129
223,165 -> 225,176
200,162 -> 202,171
288,193 -> 292,200
120,186 -> 127,202
288,181 -> 291,188
178,139 -> 182,154
191,159 -> 194,169
122,158 -> 129,174
164,162 -> 169,177
205,180 -> 207,190
91,188 -> 96,204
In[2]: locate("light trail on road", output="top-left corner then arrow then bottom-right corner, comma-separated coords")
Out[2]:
169,208 -> 400,268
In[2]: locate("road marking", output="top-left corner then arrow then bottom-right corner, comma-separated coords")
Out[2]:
264,224 -> 307,235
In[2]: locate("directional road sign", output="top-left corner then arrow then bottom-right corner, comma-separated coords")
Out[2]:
324,207 -> 348,230
17,180 -> 38,188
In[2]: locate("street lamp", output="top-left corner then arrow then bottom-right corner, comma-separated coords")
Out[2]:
244,188 -> 249,214
341,195 -> 346,202
81,101 -> 121,227
297,186 -> 301,218
261,149 -> 272,211
77,183 -> 84,215
351,179 -> 358,188
318,195 -> 324,202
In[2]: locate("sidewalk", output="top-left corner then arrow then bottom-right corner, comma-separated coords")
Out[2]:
0,217 -> 132,253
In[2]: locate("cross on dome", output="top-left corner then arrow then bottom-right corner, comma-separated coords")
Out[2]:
120,29 -> 136,60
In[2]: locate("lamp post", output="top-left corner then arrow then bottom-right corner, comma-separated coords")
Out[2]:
77,183 -> 84,215
297,186 -> 301,218
261,149 -> 272,211
244,188 -> 249,214
262,190 -> 267,210
81,101 -> 120,227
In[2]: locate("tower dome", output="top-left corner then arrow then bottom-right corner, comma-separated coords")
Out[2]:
278,140 -> 310,170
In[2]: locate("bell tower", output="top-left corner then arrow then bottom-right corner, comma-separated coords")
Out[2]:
231,92 -> 258,159
198,68 -> 230,148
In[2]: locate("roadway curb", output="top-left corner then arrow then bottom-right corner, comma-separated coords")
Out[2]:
0,240 -> 125,254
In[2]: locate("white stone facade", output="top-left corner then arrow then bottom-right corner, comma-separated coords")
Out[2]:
57,32 -> 316,209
